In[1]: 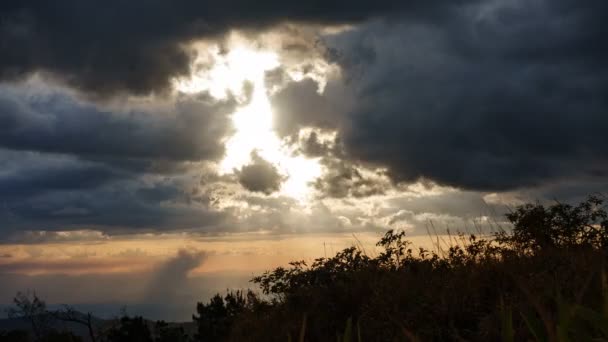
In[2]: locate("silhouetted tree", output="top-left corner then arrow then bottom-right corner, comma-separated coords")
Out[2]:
0,329 -> 83,342
153,321 -> 188,342
497,195 -> 608,251
7,291 -> 50,341
238,196 -> 608,341
193,291 -> 250,342
3,195 -> 607,341
52,306 -> 98,342
0,329 -> 29,342
105,316 -> 152,342
42,331 -> 83,342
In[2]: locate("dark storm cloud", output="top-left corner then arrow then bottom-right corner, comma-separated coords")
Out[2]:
298,131 -> 333,158
270,78 -> 341,137
0,81 -> 235,238
0,149 -> 126,199
236,152 -> 285,195
313,157 -> 390,198
0,84 -> 235,163
0,0 -> 473,97
306,0 -> 608,191
386,190 -> 494,222
0,174 -> 229,239
1,0 -> 607,239
295,133 -> 392,199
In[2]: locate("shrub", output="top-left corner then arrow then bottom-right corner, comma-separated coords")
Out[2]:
193,195 -> 608,341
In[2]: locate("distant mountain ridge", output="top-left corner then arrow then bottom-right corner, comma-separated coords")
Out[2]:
0,312 -> 196,341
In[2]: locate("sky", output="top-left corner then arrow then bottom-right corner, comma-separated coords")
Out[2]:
1,0 -> 607,321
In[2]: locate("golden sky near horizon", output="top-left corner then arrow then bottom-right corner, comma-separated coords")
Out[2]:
0,231 -> 461,276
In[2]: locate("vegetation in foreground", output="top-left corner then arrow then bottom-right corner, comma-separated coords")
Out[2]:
2,196 -> 608,341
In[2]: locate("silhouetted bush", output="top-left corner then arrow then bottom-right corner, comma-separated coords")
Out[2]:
5,196 -> 608,341
0,330 -> 29,342
0,328 -> 83,342
154,320 -> 189,342
496,194 -> 608,251
105,316 -> 152,342
192,290 -> 267,342
192,195 -> 608,341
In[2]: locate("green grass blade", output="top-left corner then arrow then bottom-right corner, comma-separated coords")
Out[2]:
299,314 -> 307,342
343,317 -> 353,342
500,297 -> 514,342
520,311 -> 546,342
603,270 -> 608,320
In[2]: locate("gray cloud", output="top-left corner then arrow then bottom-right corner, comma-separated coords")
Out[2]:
270,78 -> 345,138
0,0 -> 474,97
294,0 -> 608,191
0,83 -> 236,164
1,0 -> 607,240
386,190 -> 497,222
0,80 -> 238,238
0,149 -> 229,239
314,157 -> 391,199
298,131 -> 334,158
235,152 -> 285,195
0,149 -> 126,200
146,249 -> 207,301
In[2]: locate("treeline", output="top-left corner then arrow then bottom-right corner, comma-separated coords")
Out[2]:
3,195 -> 608,341
1,294 -> 189,342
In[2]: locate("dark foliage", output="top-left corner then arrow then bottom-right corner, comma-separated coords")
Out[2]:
7,291 -> 49,340
4,195 -> 608,341
4,292 -> 83,342
192,290 -> 268,342
105,316 -> 152,342
0,330 -> 29,342
41,331 -> 83,342
0,329 -> 83,342
154,321 -> 189,342
193,195 -> 608,341
496,195 -> 608,251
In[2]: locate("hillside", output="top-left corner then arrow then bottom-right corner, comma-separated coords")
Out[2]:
2,196 -> 608,341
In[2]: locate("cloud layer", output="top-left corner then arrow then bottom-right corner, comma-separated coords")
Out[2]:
0,0 -> 473,97
0,81 -> 235,237
236,152 -> 285,194
275,0 -> 608,191
1,0 -> 607,240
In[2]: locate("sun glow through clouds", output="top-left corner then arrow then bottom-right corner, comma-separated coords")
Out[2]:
176,42 -> 321,200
